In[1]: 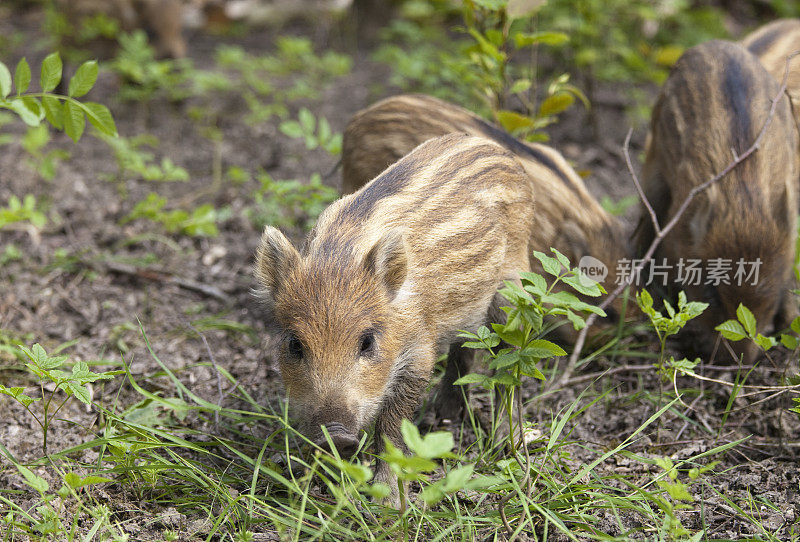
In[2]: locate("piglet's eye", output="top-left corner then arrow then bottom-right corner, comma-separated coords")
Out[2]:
359,332 -> 375,356
286,333 -> 304,359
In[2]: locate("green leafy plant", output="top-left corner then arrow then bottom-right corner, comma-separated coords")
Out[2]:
636,290 -> 708,421
0,194 -> 47,230
536,0 -> 726,124
462,0 -> 588,140
715,303 -> 780,353
247,171 -> 338,231
214,38 -> 352,124
637,289 -> 708,379
600,194 -> 639,216
0,53 -> 117,142
122,192 -> 222,237
280,107 -> 342,155
457,249 -> 605,447
379,419 -> 495,512
109,30 -> 190,102
100,133 -> 189,183
373,9 -> 481,110
0,343 -> 118,453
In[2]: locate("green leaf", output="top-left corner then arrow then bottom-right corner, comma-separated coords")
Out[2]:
736,304 -> 756,337
298,107 -> 315,132
442,463 -> 475,492
68,60 -> 98,98
754,333 -> 777,352
715,320 -> 746,341
0,384 -> 38,407
488,350 -> 520,370
453,373 -> 488,386
565,309 -> 586,330
533,250 -> 562,276
79,102 -> 117,137
7,97 -> 41,126
657,479 -> 694,502
0,61 -> 11,98
781,334 -> 798,349
496,110 -> 535,133
520,271 -> 547,296
400,419 -> 424,453
279,120 -> 303,139
637,289 -> 655,316
791,316 -> 800,335
63,381 -> 91,404
509,78 -> 531,94
63,100 -> 86,142
418,431 -> 455,459
16,464 -> 49,494
654,45 -> 684,67
525,339 -> 567,358
42,95 -> 63,129
539,93 -> 575,117
419,482 -> 446,505
40,52 -> 62,93
561,274 -> 602,298
14,58 -> 30,95
550,248 -> 571,269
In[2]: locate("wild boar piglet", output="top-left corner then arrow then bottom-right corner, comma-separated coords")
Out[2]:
638,40 -> 799,361
256,133 -> 536,499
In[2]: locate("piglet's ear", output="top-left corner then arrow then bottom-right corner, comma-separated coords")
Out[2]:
364,229 -> 408,299
256,226 -> 301,302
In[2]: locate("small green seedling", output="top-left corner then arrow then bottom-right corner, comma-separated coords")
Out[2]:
379,419 -> 495,511
457,249 -> 604,450
280,107 -> 342,155
715,303 -> 779,352
637,289 -> 708,380
248,171 -> 338,230
0,343 -> 119,453
122,192 -> 221,237
0,194 -> 47,230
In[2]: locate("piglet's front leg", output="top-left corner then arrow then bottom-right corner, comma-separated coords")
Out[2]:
372,365 -> 429,508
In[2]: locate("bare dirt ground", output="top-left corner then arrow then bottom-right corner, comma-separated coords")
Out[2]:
0,4 -> 798,540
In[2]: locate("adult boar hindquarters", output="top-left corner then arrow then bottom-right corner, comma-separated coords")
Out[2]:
255,134 -> 536,504
638,40 -> 799,362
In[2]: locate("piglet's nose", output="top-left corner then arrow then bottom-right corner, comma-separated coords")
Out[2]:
317,423 -> 360,458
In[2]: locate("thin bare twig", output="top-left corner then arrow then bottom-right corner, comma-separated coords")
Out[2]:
549,51 -> 797,391
624,127 -> 659,235
104,260 -> 232,304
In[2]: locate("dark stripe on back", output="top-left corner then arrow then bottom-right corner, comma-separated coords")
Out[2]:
339,154 -> 421,221
472,117 -> 582,195
721,46 -> 761,200
723,53 -> 754,154
745,24 -> 786,56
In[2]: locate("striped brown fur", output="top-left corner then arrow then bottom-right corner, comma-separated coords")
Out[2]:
639,40 -> 799,361
741,18 -> 800,126
256,134 -> 536,503
342,94 -> 630,338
